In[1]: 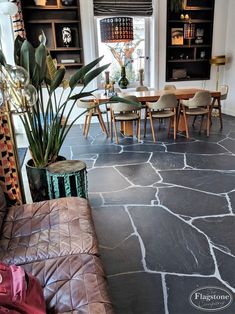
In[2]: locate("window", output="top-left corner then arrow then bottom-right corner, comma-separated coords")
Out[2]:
96,17 -> 149,88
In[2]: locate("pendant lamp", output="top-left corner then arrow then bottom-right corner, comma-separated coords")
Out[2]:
100,17 -> 134,43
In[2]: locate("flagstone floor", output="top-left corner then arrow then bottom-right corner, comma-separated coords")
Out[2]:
20,114 -> 235,314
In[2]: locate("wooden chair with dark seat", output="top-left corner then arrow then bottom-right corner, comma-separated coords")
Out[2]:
181,90 -> 212,138
144,94 -> 178,142
110,96 -> 141,144
211,84 -> 228,129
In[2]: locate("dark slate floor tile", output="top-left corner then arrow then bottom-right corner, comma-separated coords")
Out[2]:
214,248 -> 235,289
128,206 -> 214,274
91,206 -> 133,247
88,193 -> 103,207
116,163 -> 161,186
228,191 -> 235,213
71,144 -> 121,157
108,273 -> 164,314
158,186 -> 229,217
123,143 -> 165,152
229,132 -> 235,139
166,275 -> 235,314
167,141 -> 227,154
59,146 -> 72,160
151,152 -> 185,170
99,236 -> 143,276
189,132 -> 227,143
103,187 -> 157,205
193,216 -> 235,255
95,152 -> 150,166
160,169 -> 235,193
186,153 -> 235,170
62,135 -> 93,146
88,168 -> 130,192
219,138 -> 235,154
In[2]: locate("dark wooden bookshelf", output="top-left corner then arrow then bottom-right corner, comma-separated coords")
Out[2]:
166,0 -> 215,82
21,0 -> 84,78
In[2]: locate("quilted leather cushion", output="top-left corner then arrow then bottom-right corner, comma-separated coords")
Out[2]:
21,254 -> 114,314
0,197 -> 98,264
0,187 -> 6,230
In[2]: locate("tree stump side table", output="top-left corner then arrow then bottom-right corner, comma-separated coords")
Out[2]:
46,160 -> 88,199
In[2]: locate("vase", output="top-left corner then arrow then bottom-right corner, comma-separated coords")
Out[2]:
26,156 -> 66,202
61,0 -> 74,5
118,66 -> 129,89
62,27 -> 72,47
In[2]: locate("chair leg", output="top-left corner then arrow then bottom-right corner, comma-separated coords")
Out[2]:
83,114 -> 88,135
182,105 -> 189,139
217,98 -> 223,129
207,112 -> 210,136
137,117 -> 141,142
105,104 -> 110,133
167,117 -> 171,138
192,116 -> 197,128
199,115 -> 204,134
144,107 -> 148,137
112,115 -> 119,144
110,110 -> 113,142
97,108 -> 108,137
85,110 -> 93,138
149,112 -> 156,143
173,111 -> 177,140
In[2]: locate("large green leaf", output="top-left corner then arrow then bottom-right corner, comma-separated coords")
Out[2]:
84,63 -> 110,87
109,96 -> 142,108
35,44 -> 47,83
69,55 -> 104,89
49,67 -> 66,93
69,89 -> 98,100
20,40 -> 36,79
32,63 -> 40,88
14,35 -> 24,65
0,50 -> 6,66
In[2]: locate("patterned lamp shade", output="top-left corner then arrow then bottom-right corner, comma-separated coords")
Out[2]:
100,17 -> 134,43
184,23 -> 196,39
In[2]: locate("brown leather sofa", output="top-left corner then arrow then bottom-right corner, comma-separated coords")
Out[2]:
0,189 -> 114,313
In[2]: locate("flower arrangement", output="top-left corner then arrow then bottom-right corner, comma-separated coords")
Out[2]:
106,39 -> 143,67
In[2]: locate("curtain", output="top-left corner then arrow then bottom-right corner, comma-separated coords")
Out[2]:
10,0 -> 26,38
93,0 -> 153,16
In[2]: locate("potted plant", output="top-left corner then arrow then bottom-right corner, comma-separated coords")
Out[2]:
0,35 -> 111,201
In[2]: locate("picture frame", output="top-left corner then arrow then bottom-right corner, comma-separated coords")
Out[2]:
171,28 -> 184,45
183,0 -> 213,9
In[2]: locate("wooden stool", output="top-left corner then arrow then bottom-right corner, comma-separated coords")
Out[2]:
47,160 -> 88,199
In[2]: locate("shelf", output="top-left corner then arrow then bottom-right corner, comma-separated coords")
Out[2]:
50,47 -> 82,51
167,77 -> 210,82
27,19 -> 80,24
23,6 -> 78,10
57,63 -> 83,67
169,19 -> 212,23
184,7 -> 213,11
168,45 -> 211,48
168,59 -> 208,63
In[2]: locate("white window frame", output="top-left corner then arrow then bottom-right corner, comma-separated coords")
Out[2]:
94,16 -> 151,89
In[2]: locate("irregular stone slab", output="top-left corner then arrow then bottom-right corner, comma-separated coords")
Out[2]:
72,144 -> 121,157
103,187 -> 157,205
88,193 -> 103,207
214,248 -> 235,289
128,206 -> 214,274
59,146 -> 72,160
158,186 -> 228,217
151,152 -> 184,170
99,236 -> 143,276
220,138 -> 235,154
116,163 -> 161,186
228,191 -> 235,213
160,170 -> 235,193
166,275 -> 235,314
88,168 -> 130,192
167,141 -> 227,154
108,273 -> 164,314
229,132 -> 235,139
95,152 -> 150,167
123,144 -> 165,152
187,153 -> 235,170
91,206 -> 133,247
193,216 -> 235,255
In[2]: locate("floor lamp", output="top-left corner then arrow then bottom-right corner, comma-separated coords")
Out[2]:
210,55 -> 226,91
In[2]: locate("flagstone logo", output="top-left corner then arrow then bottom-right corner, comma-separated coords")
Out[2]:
189,286 -> 233,311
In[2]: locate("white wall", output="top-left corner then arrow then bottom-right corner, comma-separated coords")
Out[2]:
223,0 -> 235,116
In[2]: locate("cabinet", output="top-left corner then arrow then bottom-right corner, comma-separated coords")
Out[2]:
21,0 -> 84,76
166,0 -> 215,82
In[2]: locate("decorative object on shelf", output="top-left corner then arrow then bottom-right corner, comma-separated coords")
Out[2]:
172,68 -> 187,79
0,35 -> 111,201
61,59 -> 76,64
195,28 -> 204,44
61,0 -> 74,6
34,0 -> 47,6
180,14 -> 185,20
171,28 -> 184,45
62,26 -> 72,47
210,55 -> 227,91
170,0 -> 184,12
184,22 -> 195,45
100,17 -> 133,43
118,66 -> 129,89
200,51 -> 205,59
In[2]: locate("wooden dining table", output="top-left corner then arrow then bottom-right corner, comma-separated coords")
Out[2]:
94,88 -> 221,136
